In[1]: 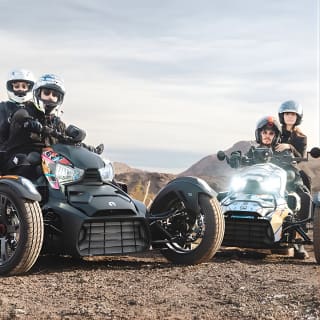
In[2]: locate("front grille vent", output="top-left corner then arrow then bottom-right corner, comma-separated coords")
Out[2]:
78,220 -> 149,256
222,217 -> 274,248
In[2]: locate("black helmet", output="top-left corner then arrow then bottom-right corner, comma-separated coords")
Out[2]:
278,100 -> 303,125
255,116 -> 281,146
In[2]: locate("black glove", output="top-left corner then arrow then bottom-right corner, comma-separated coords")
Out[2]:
95,143 -> 104,155
42,126 -> 62,139
229,151 -> 241,169
82,143 -> 104,154
24,119 -> 43,133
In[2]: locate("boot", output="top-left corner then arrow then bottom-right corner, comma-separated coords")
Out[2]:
293,244 -> 309,260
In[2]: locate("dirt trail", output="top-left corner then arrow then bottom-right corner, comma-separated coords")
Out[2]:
0,245 -> 319,320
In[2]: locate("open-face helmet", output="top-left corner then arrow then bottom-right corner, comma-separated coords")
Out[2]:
33,74 -> 65,114
6,69 -> 35,104
255,116 -> 282,147
278,100 -> 303,126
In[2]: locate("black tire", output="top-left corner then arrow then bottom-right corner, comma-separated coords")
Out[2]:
159,194 -> 224,264
314,206 -> 320,264
0,184 -> 44,276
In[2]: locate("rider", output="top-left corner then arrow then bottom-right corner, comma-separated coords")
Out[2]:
0,69 -> 35,146
252,116 -> 309,259
255,116 -> 281,149
1,73 -> 103,178
239,116 -> 282,164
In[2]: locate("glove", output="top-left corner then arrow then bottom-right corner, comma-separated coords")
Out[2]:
95,143 -> 104,155
24,119 -> 43,133
43,127 -> 61,139
82,143 -> 104,154
229,151 -> 241,169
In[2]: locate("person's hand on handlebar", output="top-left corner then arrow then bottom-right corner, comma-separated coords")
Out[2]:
24,119 -> 43,133
275,143 -> 291,153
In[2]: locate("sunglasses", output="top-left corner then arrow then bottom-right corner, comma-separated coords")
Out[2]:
12,82 -> 30,91
42,88 -> 60,98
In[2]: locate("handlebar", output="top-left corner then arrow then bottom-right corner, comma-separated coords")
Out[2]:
41,126 -> 78,144
217,147 -> 309,169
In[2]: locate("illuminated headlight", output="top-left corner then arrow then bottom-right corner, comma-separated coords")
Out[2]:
99,159 -> 114,182
230,176 -> 246,192
260,176 -> 280,193
55,163 -> 84,185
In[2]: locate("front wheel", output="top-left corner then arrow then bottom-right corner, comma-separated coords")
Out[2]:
314,206 -> 320,264
0,185 -> 44,276
155,194 -> 224,264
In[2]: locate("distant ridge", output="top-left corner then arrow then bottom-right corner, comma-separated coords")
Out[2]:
180,140 -> 253,177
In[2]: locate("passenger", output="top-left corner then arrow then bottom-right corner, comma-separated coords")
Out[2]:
0,69 -> 35,146
275,100 -> 306,157
276,100 -> 311,190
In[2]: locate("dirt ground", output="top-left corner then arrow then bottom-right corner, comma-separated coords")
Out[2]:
0,243 -> 319,320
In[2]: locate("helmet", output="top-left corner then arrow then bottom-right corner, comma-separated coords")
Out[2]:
278,100 -> 303,125
255,116 -> 281,146
33,74 -> 65,114
6,69 -> 35,104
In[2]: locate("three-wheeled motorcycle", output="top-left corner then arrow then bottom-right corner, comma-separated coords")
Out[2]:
217,146 -> 320,263
0,121 -> 224,276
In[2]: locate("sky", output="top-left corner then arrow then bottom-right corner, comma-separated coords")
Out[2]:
0,0 -> 319,173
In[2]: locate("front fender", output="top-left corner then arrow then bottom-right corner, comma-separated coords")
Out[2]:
0,176 -> 41,202
149,176 -> 216,215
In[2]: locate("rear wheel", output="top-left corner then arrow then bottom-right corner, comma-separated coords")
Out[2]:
156,194 -> 224,264
0,185 -> 44,275
314,206 -> 320,264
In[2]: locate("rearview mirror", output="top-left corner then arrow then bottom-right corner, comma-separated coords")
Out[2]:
217,151 -> 226,161
310,147 -> 320,158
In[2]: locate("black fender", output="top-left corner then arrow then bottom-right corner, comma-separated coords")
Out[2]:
149,176 -> 217,215
0,176 -> 41,202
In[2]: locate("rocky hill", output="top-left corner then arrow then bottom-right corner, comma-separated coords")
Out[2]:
114,162 -> 176,205
114,141 -> 320,202
178,141 -> 254,191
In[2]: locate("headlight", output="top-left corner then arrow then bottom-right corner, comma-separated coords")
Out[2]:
230,176 -> 246,192
260,176 -> 280,193
99,159 -> 114,182
55,163 -> 84,185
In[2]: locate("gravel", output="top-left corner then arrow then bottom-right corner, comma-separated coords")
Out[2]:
0,245 -> 319,320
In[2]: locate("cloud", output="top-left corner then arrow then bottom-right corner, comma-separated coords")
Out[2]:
0,0 -> 318,171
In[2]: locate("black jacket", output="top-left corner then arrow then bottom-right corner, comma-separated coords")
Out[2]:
281,129 -> 307,158
0,101 -> 21,145
2,103 -> 66,155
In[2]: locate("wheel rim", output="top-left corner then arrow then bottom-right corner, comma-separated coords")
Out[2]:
0,194 -> 21,266
162,199 -> 205,253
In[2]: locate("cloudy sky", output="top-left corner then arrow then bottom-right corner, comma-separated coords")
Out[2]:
0,0 -> 319,173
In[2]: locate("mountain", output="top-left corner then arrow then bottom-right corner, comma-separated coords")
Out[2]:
178,141 -> 254,191
180,140 -> 253,177
114,141 -> 320,202
114,162 -> 176,205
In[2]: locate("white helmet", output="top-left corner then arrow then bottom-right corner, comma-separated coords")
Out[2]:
6,69 -> 35,104
33,74 -> 66,114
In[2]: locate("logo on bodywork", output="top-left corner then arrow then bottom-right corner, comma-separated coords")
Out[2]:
108,201 -> 117,207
